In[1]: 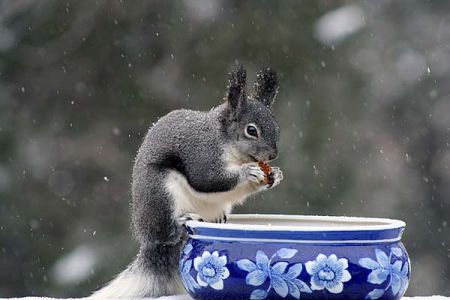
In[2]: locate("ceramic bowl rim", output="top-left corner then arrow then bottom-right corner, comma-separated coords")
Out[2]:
185,214 -> 406,232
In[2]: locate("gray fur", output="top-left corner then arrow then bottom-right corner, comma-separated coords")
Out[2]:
92,65 -> 282,298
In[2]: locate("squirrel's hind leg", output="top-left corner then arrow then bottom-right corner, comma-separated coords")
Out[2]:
128,165 -> 187,297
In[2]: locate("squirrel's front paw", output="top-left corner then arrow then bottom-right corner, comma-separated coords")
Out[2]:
267,167 -> 283,189
241,163 -> 266,183
241,163 -> 283,190
177,213 -> 204,227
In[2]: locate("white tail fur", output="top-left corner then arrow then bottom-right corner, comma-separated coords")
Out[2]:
91,266 -> 185,299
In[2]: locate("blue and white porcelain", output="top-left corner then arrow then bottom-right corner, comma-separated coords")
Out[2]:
180,214 -> 410,300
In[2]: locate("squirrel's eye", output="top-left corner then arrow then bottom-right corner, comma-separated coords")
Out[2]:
245,124 -> 259,139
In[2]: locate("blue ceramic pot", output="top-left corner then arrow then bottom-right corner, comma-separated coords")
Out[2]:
180,214 -> 410,300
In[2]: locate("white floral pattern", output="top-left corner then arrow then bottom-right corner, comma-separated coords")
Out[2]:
359,247 -> 409,299
305,254 -> 351,294
193,250 -> 230,290
236,248 -> 312,299
179,243 -> 200,293
180,245 -> 409,298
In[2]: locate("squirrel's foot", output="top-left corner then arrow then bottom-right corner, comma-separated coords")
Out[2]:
177,212 -> 204,227
267,167 -> 283,189
213,212 -> 228,224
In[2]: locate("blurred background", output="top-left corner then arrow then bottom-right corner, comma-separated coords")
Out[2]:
0,0 -> 449,297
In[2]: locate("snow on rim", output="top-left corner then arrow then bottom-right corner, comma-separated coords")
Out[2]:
185,214 -> 406,232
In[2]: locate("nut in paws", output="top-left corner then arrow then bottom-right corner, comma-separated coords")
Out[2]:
241,164 -> 266,183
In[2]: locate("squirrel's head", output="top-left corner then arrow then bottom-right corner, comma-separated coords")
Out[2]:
222,64 -> 280,163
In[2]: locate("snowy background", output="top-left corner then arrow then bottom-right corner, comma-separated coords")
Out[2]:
0,0 -> 449,298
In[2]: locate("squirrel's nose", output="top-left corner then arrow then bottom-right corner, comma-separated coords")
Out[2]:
268,150 -> 278,161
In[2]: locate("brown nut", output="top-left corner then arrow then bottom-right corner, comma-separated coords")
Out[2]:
257,161 -> 274,186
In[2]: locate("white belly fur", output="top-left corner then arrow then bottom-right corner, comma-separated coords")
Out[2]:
165,171 -> 252,221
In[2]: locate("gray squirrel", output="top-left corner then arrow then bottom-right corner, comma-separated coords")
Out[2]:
91,65 -> 283,298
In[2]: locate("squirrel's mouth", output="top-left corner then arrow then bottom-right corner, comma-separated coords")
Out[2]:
248,154 -> 259,163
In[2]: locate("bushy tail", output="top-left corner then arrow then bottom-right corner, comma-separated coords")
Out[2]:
91,254 -> 185,298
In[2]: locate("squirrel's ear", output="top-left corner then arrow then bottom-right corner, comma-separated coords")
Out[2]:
226,64 -> 247,115
253,67 -> 279,109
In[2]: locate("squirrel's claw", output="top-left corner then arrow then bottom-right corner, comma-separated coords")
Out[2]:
241,164 -> 266,183
214,213 -> 228,224
177,213 -> 204,227
267,167 -> 283,189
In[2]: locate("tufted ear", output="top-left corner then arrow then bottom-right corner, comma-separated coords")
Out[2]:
226,64 -> 247,117
253,67 -> 279,109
